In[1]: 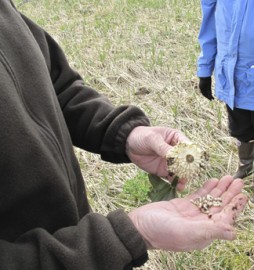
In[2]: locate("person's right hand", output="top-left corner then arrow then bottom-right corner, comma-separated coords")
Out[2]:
199,77 -> 214,100
128,175 -> 247,252
126,126 -> 190,191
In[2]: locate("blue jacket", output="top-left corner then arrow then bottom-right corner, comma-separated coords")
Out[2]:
197,0 -> 254,110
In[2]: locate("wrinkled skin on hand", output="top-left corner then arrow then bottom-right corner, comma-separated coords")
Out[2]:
126,126 -> 190,191
128,176 -> 248,252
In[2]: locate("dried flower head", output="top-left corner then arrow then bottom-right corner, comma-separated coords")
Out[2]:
166,142 -> 208,179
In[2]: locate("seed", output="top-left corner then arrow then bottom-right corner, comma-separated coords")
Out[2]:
191,194 -> 222,215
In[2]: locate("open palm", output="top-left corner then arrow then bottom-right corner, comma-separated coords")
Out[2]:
129,176 -> 247,252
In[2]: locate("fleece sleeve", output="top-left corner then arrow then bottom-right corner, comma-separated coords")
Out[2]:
20,14 -> 150,163
0,209 -> 148,270
197,0 -> 217,77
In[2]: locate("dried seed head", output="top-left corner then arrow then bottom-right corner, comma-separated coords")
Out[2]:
166,142 -> 208,179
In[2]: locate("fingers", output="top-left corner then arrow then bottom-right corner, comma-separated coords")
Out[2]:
166,174 -> 188,191
187,175 -> 238,201
187,178 -> 219,200
205,222 -> 236,241
209,175 -> 238,198
187,220 -> 236,250
138,126 -> 190,158
166,129 -> 190,146
176,177 -> 188,191
194,220 -> 236,243
203,92 -> 214,101
147,132 -> 173,158
208,178 -> 244,215
213,193 -> 248,224
187,176 -> 245,217
219,178 -> 244,205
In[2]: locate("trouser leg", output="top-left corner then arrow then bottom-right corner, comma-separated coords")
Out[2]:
226,105 -> 254,204
226,105 -> 254,177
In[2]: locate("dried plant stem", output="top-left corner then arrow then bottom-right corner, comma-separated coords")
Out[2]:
171,175 -> 179,188
170,175 -> 179,198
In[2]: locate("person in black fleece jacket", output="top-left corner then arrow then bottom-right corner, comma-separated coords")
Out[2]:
0,1 -> 248,269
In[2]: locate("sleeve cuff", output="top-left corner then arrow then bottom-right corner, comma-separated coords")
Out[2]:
197,66 -> 214,78
107,209 -> 148,268
101,106 -> 150,163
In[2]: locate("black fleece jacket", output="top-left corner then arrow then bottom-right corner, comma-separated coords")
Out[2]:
0,1 -> 150,269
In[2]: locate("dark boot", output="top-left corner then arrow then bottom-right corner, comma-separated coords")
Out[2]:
233,141 -> 254,179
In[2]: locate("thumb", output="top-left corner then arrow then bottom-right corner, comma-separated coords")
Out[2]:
150,128 -> 190,157
213,224 -> 236,241
148,134 -> 173,158
203,222 -> 236,241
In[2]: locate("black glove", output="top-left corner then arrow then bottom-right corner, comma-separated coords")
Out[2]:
198,77 -> 214,101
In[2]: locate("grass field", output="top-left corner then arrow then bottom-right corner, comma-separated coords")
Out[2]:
14,0 -> 254,269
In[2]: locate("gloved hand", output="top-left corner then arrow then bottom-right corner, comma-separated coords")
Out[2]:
199,77 -> 214,100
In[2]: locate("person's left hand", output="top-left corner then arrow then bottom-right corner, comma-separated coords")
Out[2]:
128,176 -> 248,252
126,126 -> 190,191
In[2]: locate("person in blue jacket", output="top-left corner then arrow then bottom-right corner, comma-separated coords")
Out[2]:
197,0 -> 254,191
